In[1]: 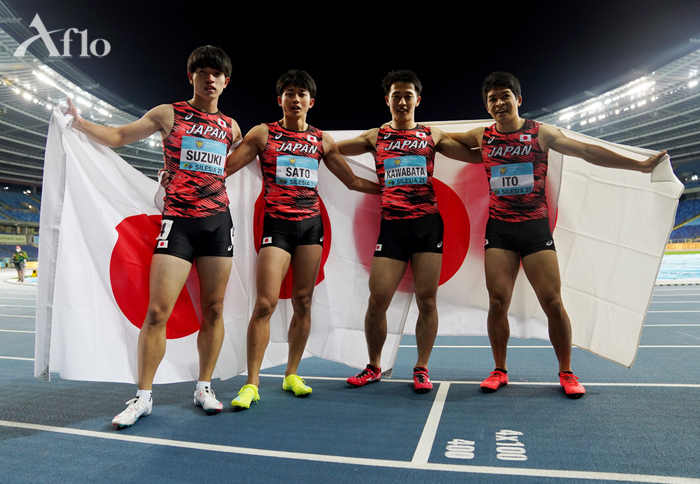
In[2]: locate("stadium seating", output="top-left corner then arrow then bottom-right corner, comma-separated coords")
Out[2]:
669,199 -> 700,241
0,189 -> 40,223
673,199 -> 700,226
0,190 -> 39,210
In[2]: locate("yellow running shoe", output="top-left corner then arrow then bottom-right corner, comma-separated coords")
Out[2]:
282,374 -> 313,396
231,384 -> 260,409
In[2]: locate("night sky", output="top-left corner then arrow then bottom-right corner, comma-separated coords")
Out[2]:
6,0 -> 700,133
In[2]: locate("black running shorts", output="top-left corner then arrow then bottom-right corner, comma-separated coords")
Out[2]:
374,213 -> 444,262
260,214 -> 324,255
484,217 -> 555,258
154,209 -> 234,262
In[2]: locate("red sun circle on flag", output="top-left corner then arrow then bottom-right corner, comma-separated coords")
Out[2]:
110,214 -> 202,339
352,178 -> 470,291
252,193 -> 332,299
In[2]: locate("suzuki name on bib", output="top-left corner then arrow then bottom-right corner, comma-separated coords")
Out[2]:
491,163 -> 534,196
385,156 -> 427,186
276,155 -> 318,187
180,137 -> 227,175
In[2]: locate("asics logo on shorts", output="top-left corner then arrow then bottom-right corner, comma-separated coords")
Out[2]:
437,241 -> 443,248
546,240 -> 553,246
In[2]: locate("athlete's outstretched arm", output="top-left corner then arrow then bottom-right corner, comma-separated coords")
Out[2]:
336,129 -> 379,156
66,97 -> 171,148
539,124 -> 665,173
323,133 -> 380,194
225,124 -> 267,177
434,127 -> 483,164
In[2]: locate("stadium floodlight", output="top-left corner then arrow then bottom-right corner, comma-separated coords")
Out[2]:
32,70 -> 57,88
624,80 -> 654,97
559,112 -> 575,121
75,96 -> 92,108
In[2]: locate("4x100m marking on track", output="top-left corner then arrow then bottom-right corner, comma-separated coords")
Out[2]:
445,430 -> 528,461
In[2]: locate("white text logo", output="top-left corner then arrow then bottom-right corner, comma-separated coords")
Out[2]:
14,14 -> 111,58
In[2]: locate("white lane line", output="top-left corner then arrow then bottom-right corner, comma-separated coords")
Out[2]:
0,329 -> 34,334
276,375 -> 700,389
649,301 -> 700,304
648,310 -> 700,313
2,365 -> 698,389
0,420 -> 695,483
400,345 -> 700,349
412,382 -> 449,464
645,324 -> 700,327
0,314 -> 34,318
0,305 -> 35,308
0,356 -> 33,361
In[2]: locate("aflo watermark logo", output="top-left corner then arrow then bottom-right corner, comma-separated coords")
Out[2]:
14,13 -> 111,58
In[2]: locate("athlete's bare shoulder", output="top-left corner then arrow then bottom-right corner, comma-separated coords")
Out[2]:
145,103 -> 175,137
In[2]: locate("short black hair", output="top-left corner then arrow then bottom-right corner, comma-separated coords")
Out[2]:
187,45 -> 232,77
382,70 -> 422,96
481,72 -> 521,105
276,69 -> 317,98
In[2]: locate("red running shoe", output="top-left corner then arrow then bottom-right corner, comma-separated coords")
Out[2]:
413,367 -> 433,393
480,370 -> 508,393
559,371 -> 586,399
347,364 -> 381,387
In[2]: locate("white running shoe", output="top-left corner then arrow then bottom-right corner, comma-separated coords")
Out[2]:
194,387 -> 223,414
112,397 -> 152,428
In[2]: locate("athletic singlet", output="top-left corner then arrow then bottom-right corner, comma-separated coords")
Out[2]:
482,119 -> 548,222
258,122 -> 324,220
162,101 -> 234,217
374,125 -> 438,220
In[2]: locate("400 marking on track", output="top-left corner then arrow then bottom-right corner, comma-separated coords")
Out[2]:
444,430 -> 528,462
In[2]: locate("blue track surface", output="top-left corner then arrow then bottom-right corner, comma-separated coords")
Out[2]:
1,268 -> 698,483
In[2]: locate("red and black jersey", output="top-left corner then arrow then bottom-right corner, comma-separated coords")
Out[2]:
482,119 -> 549,222
374,125 -> 438,220
162,101 -> 234,217
258,122 -> 325,221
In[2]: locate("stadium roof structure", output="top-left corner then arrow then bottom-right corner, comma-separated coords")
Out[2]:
525,33 -> 700,184
0,1 -> 163,186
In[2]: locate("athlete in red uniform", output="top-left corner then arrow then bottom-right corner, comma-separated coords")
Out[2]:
338,70 -> 481,393
225,70 -> 380,409
66,46 -> 242,426
450,72 -> 665,398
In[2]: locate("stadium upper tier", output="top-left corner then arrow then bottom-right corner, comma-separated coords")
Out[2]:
0,1 -> 698,191
0,2 -> 163,186
525,34 -> 700,183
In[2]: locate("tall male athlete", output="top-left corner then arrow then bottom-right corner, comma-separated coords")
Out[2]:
450,72 -> 665,398
224,70 -> 380,409
338,70 -> 480,393
66,46 -> 242,426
